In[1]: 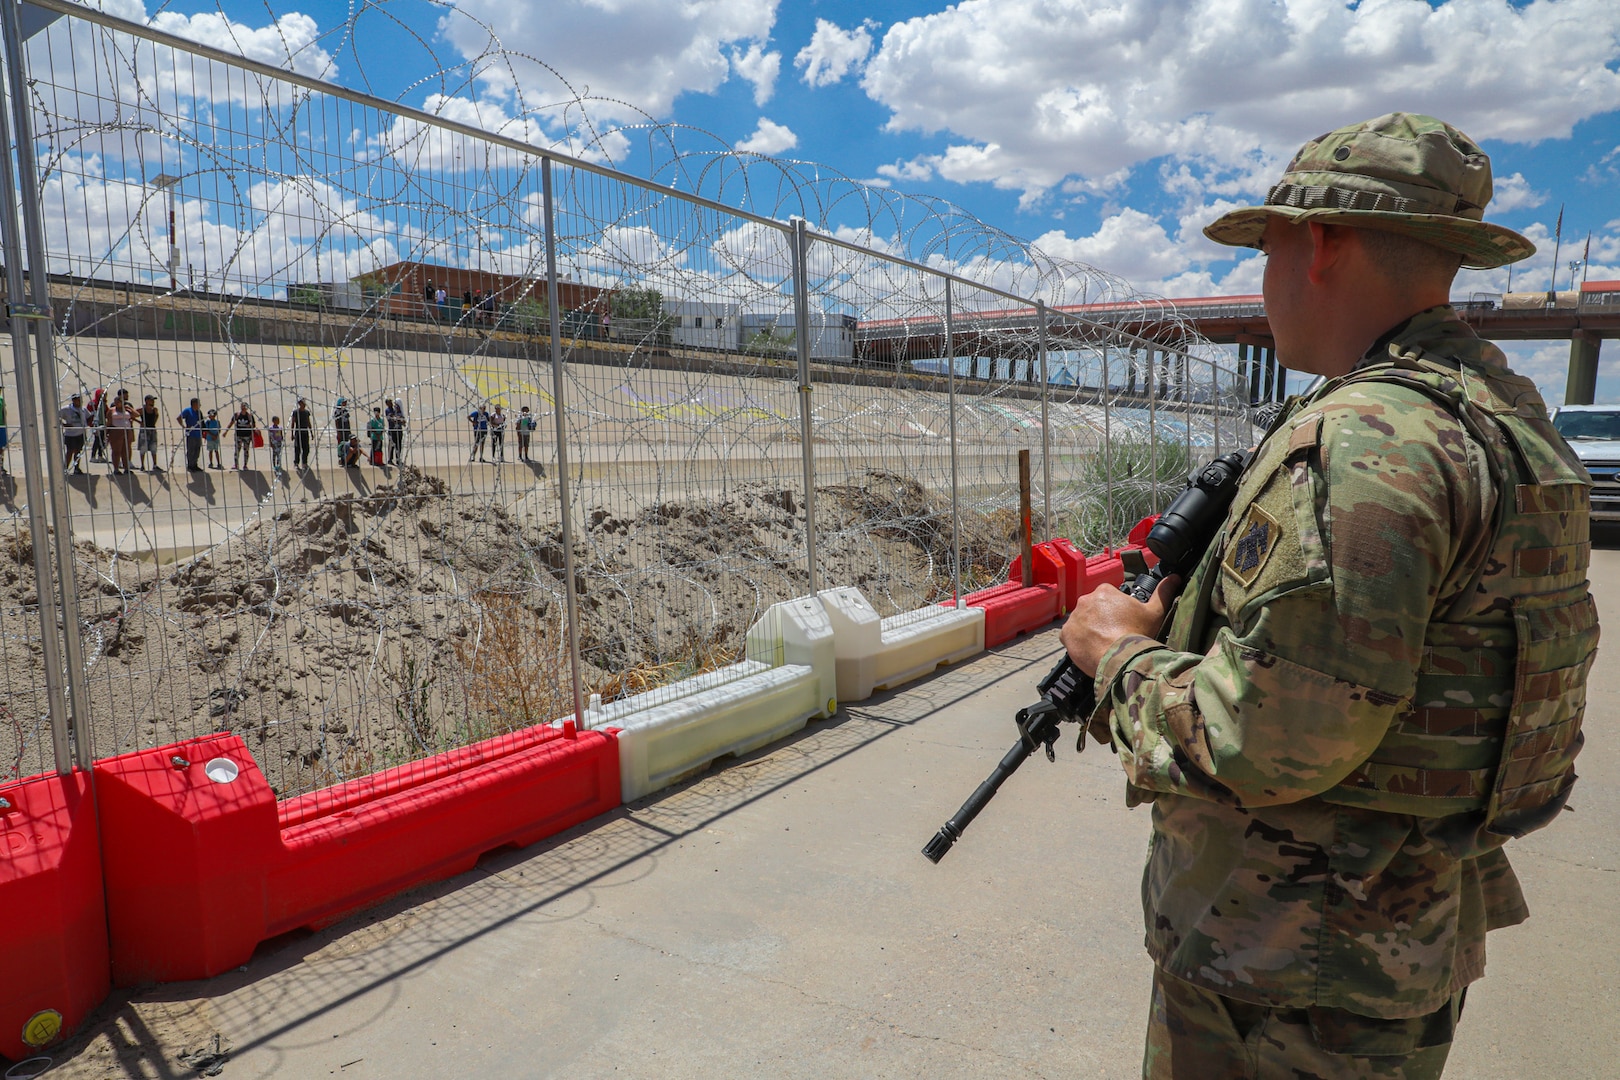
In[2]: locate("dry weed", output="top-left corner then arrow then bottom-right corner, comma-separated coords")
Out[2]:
453,590 -> 571,734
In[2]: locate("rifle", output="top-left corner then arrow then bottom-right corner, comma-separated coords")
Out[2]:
922,449 -> 1253,864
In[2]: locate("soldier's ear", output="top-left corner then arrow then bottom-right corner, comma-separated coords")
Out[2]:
1305,222 -> 1353,286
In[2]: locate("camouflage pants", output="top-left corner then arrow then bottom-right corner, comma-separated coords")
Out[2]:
1143,967 -> 1464,1079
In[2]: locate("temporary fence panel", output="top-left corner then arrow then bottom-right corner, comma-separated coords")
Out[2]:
3,0 -> 1248,802
20,9 -> 578,799
545,161 -> 814,717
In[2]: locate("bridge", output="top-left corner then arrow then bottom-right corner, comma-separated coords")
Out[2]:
855,281 -> 1620,406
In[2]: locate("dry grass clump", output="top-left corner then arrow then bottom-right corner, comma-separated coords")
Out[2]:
452,589 -> 571,735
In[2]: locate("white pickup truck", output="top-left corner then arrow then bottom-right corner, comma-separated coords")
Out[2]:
1551,404 -> 1620,523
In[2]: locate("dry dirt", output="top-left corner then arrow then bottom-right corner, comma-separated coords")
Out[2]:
1,466 -> 1022,796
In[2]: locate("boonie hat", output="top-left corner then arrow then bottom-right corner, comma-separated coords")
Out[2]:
1204,112 -> 1534,270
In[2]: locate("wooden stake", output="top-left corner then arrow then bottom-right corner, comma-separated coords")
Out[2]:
1019,448 -> 1033,587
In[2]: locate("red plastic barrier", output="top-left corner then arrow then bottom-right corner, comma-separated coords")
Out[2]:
97,725 -> 620,986
961,542 -> 1067,647
1127,514 -> 1160,547
0,770 -> 109,1061
1047,538 -> 1088,612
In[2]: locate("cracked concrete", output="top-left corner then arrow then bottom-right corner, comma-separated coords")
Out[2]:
37,547 -> 1620,1078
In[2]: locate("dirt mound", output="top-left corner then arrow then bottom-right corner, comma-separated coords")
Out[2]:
2,466 -> 1019,796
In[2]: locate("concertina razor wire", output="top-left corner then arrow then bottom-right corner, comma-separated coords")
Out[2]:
0,0 -> 1253,796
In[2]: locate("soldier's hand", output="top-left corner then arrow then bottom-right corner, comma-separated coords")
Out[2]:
1060,574 -> 1181,678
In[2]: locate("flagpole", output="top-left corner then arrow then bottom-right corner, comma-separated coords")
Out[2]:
1582,232 -> 1592,288
1549,204 -> 1564,297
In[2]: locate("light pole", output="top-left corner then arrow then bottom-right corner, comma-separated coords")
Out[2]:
151,172 -> 179,290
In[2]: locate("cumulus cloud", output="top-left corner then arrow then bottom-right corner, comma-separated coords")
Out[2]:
736,118 -> 798,155
860,0 -> 1620,197
876,157 -> 936,184
444,0 -> 777,121
795,18 -> 877,87
1490,172 -> 1547,213
144,7 -> 335,79
730,42 -> 782,106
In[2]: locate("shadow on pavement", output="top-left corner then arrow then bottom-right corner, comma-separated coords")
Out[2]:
39,634 -> 1064,1077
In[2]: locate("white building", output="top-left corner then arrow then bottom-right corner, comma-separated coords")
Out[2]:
662,300 -> 741,352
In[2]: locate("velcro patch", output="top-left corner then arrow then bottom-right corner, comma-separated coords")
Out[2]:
1223,503 -> 1281,588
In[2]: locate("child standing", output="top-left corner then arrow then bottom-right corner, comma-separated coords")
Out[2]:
367,407 -> 386,465
488,404 -> 507,462
268,416 -> 285,473
516,405 -> 535,462
204,409 -> 223,469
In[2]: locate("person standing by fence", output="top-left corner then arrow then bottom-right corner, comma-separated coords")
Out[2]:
231,401 -> 257,469
333,398 -> 352,466
178,397 -> 204,471
0,382 -> 8,475
203,409 -> 223,469
367,406 -> 386,465
516,405 -> 535,462
106,393 -> 135,474
488,403 -> 507,462
137,394 -> 161,471
60,392 -> 89,475
385,397 -> 406,464
87,387 -> 107,463
268,416 -> 285,473
291,398 -> 312,469
468,402 -> 489,462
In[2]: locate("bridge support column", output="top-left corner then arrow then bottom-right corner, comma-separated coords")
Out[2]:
1566,331 -> 1601,406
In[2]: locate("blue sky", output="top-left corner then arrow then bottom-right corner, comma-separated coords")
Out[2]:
83,1 -> 1620,398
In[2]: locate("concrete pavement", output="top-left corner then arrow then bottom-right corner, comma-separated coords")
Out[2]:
32,552 -> 1620,1078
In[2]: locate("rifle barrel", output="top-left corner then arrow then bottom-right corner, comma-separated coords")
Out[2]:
922,737 -> 1035,863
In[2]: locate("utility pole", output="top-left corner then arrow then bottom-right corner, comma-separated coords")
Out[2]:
151,173 -> 179,290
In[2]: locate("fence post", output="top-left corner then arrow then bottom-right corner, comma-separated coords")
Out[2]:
1101,343 -> 1113,542
1,0 -> 94,767
944,279 -> 962,607
790,219 -> 819,597
1181,349 -> 1193,471
1037,301 -> 1051,541
0,18 -> 71,774
1212,355 -> 1222,458
541,157 -> 585,727
1147,343 -> 1159,508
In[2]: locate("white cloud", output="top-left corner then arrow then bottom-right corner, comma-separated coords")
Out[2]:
370,93 -> 629,173
876,157 -> 936,184
860,0 -> 1620,197
1490,172 -> 1547,213
444,0 -> 778,121
145,8 -> 334,79
1032,210 -> 1187,283
795,18 -> 876,88
730,42 -> 782,106
736,118 -> 798,156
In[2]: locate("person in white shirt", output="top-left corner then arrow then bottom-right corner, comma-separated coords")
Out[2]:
59,392 -> 89,474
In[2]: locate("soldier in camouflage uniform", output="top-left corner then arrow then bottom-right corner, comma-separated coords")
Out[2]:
1060,113 -> 1596,1079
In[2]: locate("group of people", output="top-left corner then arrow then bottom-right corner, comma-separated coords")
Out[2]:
46,391 -> 412,476
465,402 -> 539,463
330,396 -> 408,468
57,388 -> 166,475
422,280 -> 501,326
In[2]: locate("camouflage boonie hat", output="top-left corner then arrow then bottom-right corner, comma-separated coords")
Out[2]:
1204,112 -> 1535,269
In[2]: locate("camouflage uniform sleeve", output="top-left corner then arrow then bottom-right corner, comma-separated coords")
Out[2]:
1092,382 -> 1494,807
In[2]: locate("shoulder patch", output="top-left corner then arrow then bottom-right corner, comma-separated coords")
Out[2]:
1223,503 -> 1281,587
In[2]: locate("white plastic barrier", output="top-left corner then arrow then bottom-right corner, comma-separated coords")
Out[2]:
816,587 -> 985,703
589,596 -> 837,802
